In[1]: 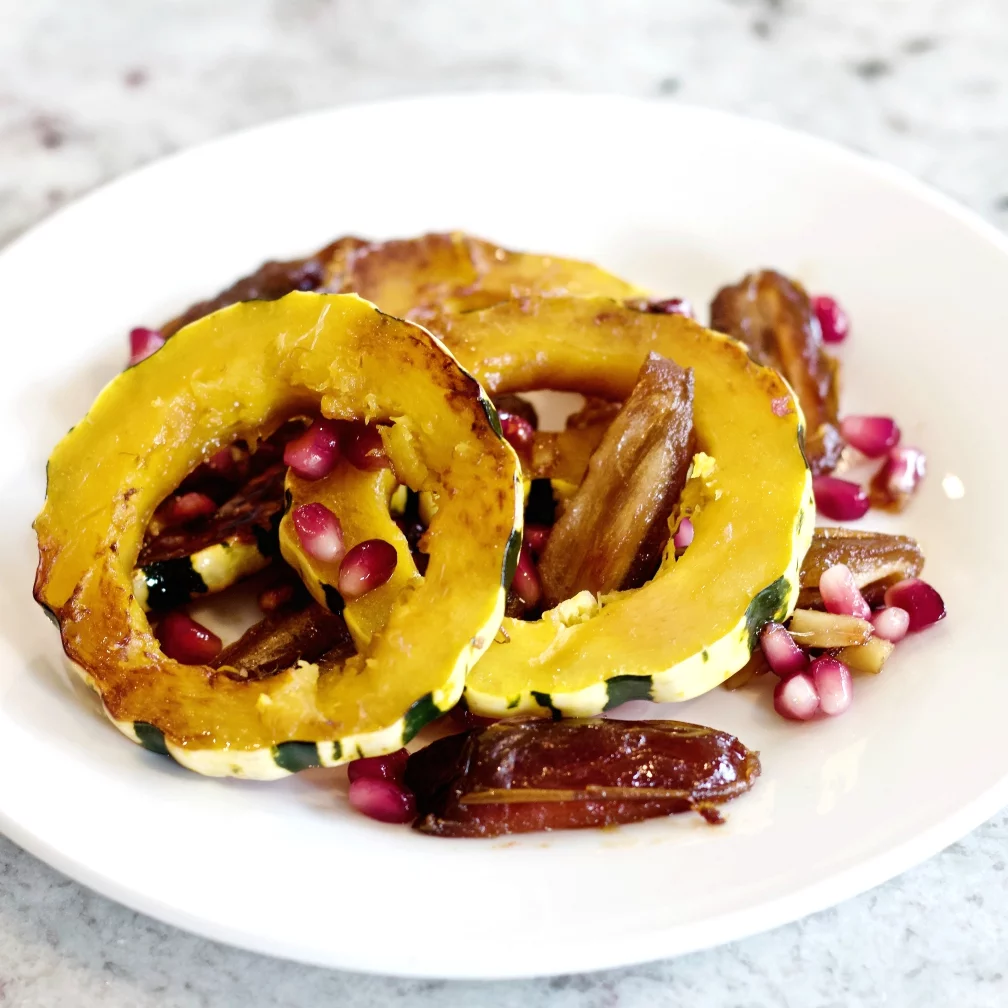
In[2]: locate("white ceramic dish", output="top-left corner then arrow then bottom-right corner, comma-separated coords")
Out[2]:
0,93 -> 1005,979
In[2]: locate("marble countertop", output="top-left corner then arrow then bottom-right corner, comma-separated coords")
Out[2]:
3,1 -> 1007,1005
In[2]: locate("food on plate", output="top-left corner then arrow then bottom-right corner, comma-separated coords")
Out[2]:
33,230 -> 946,836
537,352 -> 696,605
34,293 -> 522,777
406,718 -> 759,837
437,296 -> 813,717
710,269 -> 843,476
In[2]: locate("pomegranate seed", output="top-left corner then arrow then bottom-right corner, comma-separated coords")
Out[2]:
673,516 -> 695,550
813,476 -> 870,521
759,621 -> 808,677
128,326 -> 165,366
348,777 -> 416,824
347,748 -> 409,784
524,524 -> 551,555
293,503 -> 345,564
810,656 -> 853,716
884,578 -> 946,632
840,415 -> 901,458
343,424 -> 389,471
499,414 -> 535,457
512,545 -> 542,607
773,672 -> 820,721
156,611 -> 222,664
284,418 -> 342,480
811,295 -> 850,344
160,491 -> 217,526
871,606 -> 910,643
207,447 -> 237,474
873,446 -> 926,504
645,297 -> 695,318
339,539 -> 398,599
818,563 -> 871,619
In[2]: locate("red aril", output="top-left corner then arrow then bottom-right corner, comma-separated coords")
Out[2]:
871,606 -> 910,643
128,327 -> 165,366
773,672 -> 820,721
159,492 -> 217,526
338,539 -> 398,599
284,418 -> 342,480
873,446 -> 926,503
156,611 -> 222,664
500,414 -> 535,457
293,503 -> 345,564
811,295 -> 850,344
810,656 -> 853,716
813,476 -> 870,521
883,578 -> 946,632
344,424 -> 389,471
759,622 -> 808,676
512,545 -> 542,607
524,524 -> 551,555
839,415 -> 901,458
347,748 -> 409,784
673,516 -> 695,549
348,777 -> 416,824
818,563 -> 871,618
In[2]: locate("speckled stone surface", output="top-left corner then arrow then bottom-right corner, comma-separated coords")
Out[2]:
2,1 -> 1008,1005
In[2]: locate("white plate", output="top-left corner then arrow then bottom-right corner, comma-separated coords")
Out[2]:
0,93 -> 1004,980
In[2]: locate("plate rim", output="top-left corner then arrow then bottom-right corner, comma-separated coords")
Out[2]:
3,90 -> 1007,979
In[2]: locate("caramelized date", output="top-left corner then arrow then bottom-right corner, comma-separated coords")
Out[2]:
159,237 -> 366,337
139,464 -> 287,565
710,270 -> 842,475
798,526 -> 924,609
538,353 -> 695,605
407,718 -> 760,837
211,602 -> 354,680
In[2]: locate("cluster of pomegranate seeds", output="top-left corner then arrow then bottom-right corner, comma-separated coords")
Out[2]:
499,414 -> 535,458
812,476 -> 870,521
156,611 -> 222,664
512,545 -> 543,607
763,562 -> 945,722
128,326 -> 165,366
343,425 -> 389,471
338,538 -> 398,600
284,418 -> 343,480
810,295 -> 849,344
292,502 -> 345,563
672,516 -> 695,550
346,747 -> 416,824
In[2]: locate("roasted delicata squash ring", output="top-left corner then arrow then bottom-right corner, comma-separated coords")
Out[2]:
435,297 -> 815,716
34,293 -> 523,779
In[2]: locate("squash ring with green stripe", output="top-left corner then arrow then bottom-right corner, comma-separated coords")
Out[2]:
33,293 -> 523,780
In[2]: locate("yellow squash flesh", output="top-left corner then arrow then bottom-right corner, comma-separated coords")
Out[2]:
436,297 -> 815,716
34,293 -> 522,778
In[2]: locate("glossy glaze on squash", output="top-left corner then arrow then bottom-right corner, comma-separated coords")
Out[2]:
436,297 -> 815,717
34,293 -> 522,778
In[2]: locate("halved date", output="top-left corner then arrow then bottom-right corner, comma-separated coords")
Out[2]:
710,270 -> 842,475
406,717 -> 760,838
538,353 -> 695,605
798,526 -> 924,609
